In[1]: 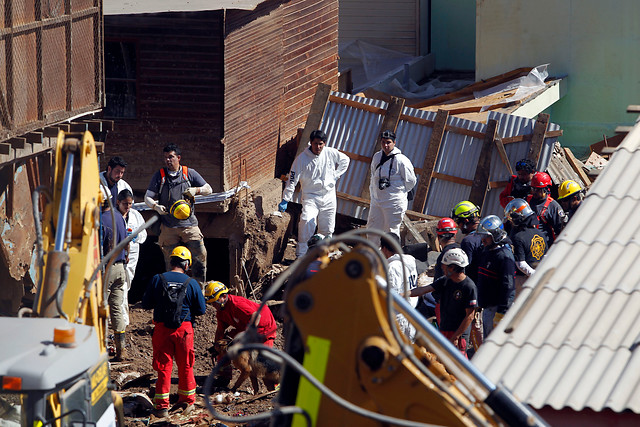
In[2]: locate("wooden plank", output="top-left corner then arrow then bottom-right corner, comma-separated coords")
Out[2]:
527,113 -> 549,165
501,129 -> 562,145
627,105 -> 640,113
26,132 -> 43,143
328,94 -> 386,115
359,96 -> 405,202
9,138 -> 26,149
0,143 -> 11,155
296,83 -> 332,157
493,134 -> 513,175
336,193 -> 437,221
412,109 -> 449,212
43,127 -> 60,137
402,216 -> 426,244
69,122 -> 88,132
469,119 -> 497,210
432,172 -> 472,187
444,124 -> 485,140
563,147 -> 592,186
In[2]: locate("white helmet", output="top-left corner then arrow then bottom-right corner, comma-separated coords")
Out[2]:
441,247 -> 469,268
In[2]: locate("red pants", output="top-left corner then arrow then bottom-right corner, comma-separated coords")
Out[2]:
441,330 -> 468,359
152,321 -> 196,409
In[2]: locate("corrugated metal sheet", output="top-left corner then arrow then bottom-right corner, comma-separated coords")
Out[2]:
104,0 -> 263,15
319,91 -> 560,220
472,116 -> 640,414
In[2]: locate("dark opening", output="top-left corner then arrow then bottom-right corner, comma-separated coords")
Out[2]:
203,238 -> 230,284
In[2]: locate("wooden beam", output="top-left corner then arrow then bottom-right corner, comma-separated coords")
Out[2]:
402,216 -> 426,244
296,83 -> 332,157
43,126 -> 60,137
627,105 -> 640,113
527,113 -> 549,165
69,122 -> 88,132
9,137 -> 26,149
0,143 -> 10,155
359,96 -> 405,202
328,94 -> 386,115
469,119 -> 497,210
26,132 -> 43,143
563,147 -> 592,186
412,109 -> 449,213
493,134 -> 513,175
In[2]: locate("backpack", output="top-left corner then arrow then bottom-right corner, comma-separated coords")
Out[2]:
157,274 -> 191,328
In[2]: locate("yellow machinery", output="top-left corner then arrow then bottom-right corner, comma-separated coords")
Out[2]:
0,131 -> 125,427
204,232 -> 548,427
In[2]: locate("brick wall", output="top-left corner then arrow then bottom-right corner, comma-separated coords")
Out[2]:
104,12 -> 225,193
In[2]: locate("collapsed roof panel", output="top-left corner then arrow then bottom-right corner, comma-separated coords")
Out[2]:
311,90 -> 562,220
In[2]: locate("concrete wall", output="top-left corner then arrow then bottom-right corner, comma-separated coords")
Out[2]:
476,0 -> 640,156
431,0 -> 475,71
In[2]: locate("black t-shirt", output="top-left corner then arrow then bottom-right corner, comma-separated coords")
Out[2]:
512,227 -> 549,270
431,276 -> 477,337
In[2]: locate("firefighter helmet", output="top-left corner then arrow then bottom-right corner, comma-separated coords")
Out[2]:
204,281 -> 229,303
451,201 -> 480,219
441,247 -> 469,268
558,180 -> 582,200
170,199 -> 192,220
476,215 -> 507,244
531,172 -> 552,189
436,218 -> 458,236
170,246 -> 192,267
504,198 -> 534,224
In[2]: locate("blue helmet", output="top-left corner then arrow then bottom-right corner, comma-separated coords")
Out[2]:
476,215 -> 507,243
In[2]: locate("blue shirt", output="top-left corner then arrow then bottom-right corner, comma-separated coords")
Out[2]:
101,210 -> 127,263
142,271 -> 206,325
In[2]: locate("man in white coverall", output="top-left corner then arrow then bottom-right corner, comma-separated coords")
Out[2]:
367,130 -> 417,237
279,130 -> 350,257
380,232 -> 419,340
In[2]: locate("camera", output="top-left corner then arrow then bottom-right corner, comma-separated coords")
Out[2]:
378,177 -> 390,190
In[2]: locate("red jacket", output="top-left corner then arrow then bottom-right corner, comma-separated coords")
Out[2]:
215,294 -> 277,342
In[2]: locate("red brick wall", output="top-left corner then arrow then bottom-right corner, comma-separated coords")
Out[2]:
104,12 -> 225,194
223,0 -> 338,190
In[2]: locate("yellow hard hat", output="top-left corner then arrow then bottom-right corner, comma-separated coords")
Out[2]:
170,199 -> 192,220
451,200 -> 480,219
558,180 -> 582,200
170,246 -> 192,266
204,281 -> 229,303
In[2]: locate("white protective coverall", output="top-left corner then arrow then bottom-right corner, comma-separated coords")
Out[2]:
386,253 -> 419,340
367,147 -> 417,236
283,145 -> 350,257
122,208 -> 147,325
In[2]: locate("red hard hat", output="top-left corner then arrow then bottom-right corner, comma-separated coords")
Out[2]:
531,172 -> 552,188
437,217 -> 458,235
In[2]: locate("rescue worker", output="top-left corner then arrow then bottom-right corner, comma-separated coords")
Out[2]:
144,143 -> 212,286
116,189 -> 147,327
206,281 -> 278,387
101,197 -> 129,361
526,171 -> 567,242
451,201 -> 484,284
433,217 -> 460,280
499,158 -> 536,208
504,199 -> 549,296
410,248 -> 477,358
475,215 -> 516,338
279,130 -> 350,257
367,130 -> 417,239
142,246 -> 206,417
101,156 -> 133,207
557,179 -> 584,221
380,233 -> 419,340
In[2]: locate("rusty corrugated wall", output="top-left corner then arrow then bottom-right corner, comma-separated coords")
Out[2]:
0,0 -> 103,143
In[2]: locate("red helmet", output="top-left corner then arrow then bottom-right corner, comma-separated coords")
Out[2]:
437,217 -> 458,236
531,172 -> 552,188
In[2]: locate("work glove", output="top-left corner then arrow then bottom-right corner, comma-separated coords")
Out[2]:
278,200 -> 288,212
182,188 -> 197,204
153,203 -> 167,215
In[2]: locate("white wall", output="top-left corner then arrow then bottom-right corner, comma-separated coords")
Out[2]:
476,0 -> 640,156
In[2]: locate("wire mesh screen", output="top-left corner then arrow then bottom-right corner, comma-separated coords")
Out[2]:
0,0 -> 103,141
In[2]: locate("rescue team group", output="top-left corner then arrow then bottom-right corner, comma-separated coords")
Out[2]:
98,131 -> 586,416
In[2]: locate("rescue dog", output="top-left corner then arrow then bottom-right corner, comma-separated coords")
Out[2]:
211,339 -> 280,395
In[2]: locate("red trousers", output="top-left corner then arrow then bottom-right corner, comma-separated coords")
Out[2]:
441,330 -> 468,359
152,321 -> 196,409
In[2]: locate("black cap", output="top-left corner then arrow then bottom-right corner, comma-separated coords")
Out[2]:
380,130 -> 396,140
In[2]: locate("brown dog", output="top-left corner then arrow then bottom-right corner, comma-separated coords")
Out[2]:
212,339 -> 280,395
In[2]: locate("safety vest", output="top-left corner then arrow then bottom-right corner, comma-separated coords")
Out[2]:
526,194 -> 554,240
